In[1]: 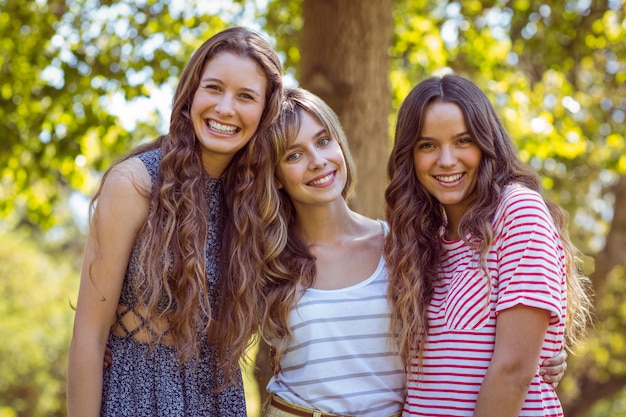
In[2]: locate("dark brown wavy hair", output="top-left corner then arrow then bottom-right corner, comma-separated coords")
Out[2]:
258,88 -> 357,363
384,74 -> 591,373
90,27 -> 283,383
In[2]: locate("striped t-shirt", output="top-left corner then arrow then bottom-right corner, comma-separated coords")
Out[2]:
403,183 -> 567,417
267,223 -> 406,417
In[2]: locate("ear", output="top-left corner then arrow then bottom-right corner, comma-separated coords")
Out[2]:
275,179 -> 284,190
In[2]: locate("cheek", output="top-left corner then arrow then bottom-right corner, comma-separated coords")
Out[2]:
275,167 -> 292,190
248,105 -> 266,127
412,154 -> 426,177
331,148 -> 346,166
474,153 -> 483,169
190,92 -> 208,113
468,156 -> 483,180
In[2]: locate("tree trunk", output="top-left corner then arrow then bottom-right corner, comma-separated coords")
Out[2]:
254,0 -> 394,407
299,0 -> 394,219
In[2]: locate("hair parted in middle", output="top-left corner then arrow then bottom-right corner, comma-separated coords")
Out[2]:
385,74 -> 591,372
258,87 -> 357,363
90,27 -> 284,383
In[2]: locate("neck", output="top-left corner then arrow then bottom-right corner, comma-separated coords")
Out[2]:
294,200 -> 363,245
444,214 -> 461,241
201,154 -> 233,179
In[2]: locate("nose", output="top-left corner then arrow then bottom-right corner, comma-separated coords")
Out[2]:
215,94 -> 235,117
309,149 -> 328,170
437,145 -> 457,168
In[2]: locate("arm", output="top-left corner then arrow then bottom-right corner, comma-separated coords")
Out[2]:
473,305 -> 550,417
67,159 -> 150,417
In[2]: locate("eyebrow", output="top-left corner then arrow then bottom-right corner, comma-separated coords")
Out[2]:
285,128 -> 327,151
200,77 -> 263,97
418,131 -> 471,140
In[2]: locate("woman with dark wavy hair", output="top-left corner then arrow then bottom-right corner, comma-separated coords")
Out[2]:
67,27 -> 283,416
385,74 -> 591,416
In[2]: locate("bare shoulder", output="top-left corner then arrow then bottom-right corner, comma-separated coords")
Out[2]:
95,158 -> 151,232
104,157 -> 151,196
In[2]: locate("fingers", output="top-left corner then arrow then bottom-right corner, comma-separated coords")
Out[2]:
541,362 -> 566,376
540,362 -> 564,388
539,356 -> 566,389
542,351 -> 568,367
103,346 -> 113,369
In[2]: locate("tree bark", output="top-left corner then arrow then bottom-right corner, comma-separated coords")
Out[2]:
299,0 -> 394,219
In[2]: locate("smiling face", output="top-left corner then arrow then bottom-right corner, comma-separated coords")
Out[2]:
190,52 -> 268,177
412,101 -> 483,228
275,111 -> 347,209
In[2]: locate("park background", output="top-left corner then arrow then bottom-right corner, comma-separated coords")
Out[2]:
1,0 -> 625,416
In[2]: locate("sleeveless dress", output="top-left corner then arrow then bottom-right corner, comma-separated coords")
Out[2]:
100,148 -> 247,417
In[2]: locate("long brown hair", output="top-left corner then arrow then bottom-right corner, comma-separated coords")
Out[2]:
259,88 -> 357,363
384,74 -> 591,372
90,27 -> 283,382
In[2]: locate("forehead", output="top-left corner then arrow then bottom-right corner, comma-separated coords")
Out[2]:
421,102 -> 467,133
424,101 -> 464,121
201,52 -> 267,86
290,110 -> 324,140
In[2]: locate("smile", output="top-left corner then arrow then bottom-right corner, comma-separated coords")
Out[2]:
308,172 -> 335,186
207,119 -> 239,135
435,173 -> 464,183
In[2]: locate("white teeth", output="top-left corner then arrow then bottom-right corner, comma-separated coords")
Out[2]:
435,173 -> 463,183
208,120 -> 238,134
310,173 -> 333,186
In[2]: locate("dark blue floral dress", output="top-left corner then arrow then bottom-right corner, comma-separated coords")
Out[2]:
100,148 -> 247,416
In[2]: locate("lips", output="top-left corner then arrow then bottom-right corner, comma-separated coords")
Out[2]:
207,119 -> 239,135
307,171 -> 335,186
434,173 -> 464,184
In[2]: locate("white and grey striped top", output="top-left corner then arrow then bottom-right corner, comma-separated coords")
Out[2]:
267,222 -> 406,417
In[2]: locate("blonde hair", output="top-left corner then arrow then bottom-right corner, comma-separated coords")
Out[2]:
259,88 -> 357,363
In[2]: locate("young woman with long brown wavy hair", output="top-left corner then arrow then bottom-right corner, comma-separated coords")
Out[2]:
67,27 -> 283,417
385,74 -> 591,417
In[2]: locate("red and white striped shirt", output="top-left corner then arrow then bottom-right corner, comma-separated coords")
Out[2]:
403,183 -> 566,417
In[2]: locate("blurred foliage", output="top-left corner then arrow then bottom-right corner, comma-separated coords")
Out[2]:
0,0 -> 625,416
0,231 -> 78,417
0,0 -> 234,229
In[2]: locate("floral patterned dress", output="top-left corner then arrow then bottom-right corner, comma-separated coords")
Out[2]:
100,148 -> 247,416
